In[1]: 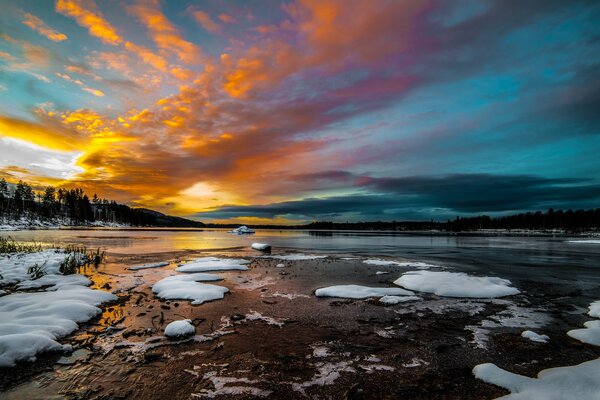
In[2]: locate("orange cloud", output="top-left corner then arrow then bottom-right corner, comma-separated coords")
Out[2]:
124,41 -> 168,72
129,0 -> 202,65
0,115 -> 89,151
55,0 -> 122,46
192,10 -> 221,33
218,14 -> 237,24
21,12 -> 68,42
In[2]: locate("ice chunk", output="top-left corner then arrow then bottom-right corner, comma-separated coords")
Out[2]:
394,271 -> 519,298
588,300 -> 600,318
379,295 -> 421,304
164,319 -> 195,338
251,243 -> 271,251
473,359 -> 600,399
521,330 -> 549,343
315,284 -> 414,299
128,261 -> 169,270
175,257 -> 249,273
152,274 -> 228,305
567,320 -> 600,346
0,286 -> 117,367
229,226 -> 255,234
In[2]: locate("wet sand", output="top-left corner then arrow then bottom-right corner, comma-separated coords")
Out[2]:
1,249 -> 600,399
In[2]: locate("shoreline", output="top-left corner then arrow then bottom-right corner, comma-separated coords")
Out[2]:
1,225 -> 599,238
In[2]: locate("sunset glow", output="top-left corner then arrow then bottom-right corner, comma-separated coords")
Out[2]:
1,1 -> 599,223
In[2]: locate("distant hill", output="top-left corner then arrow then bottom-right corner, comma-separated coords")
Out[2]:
136,208 -> 205,228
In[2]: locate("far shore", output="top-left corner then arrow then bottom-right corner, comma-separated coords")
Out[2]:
1,225 -> 599,238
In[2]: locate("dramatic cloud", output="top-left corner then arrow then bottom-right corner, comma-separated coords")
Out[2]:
1,0 -> 599,222
21,12 -> 68,42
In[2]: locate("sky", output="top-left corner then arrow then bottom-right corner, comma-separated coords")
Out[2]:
0,0 -> 599,224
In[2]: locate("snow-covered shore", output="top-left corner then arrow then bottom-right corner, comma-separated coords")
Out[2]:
0,250 -> 116,367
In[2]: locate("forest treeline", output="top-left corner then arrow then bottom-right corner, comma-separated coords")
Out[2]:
209,209 -> 600,233
303,209 -> 600,232
0,178 -> 161,226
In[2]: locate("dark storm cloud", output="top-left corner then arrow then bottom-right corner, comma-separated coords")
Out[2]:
197,174 -> 600,220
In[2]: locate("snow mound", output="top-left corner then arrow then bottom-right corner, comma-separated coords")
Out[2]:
567,320 -> 600,346
588,301 -> 600,318
175,257 -> 249,273
0,250 -> 69,286
379,295 -> 421,304
128,261 -> 169,270
266,254 -> 327,261
164,319 -> 195,338
394,271 -> 520,298
473,359 -> 600,400
152,274 -> 228,305
16,274 -> 91,290
251,243 -> 271,251
315,284 -> 414,299
521,330 -> 549,343
0,286 -> 117,367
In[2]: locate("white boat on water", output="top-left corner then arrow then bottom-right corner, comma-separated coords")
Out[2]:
229,225 -> 255,234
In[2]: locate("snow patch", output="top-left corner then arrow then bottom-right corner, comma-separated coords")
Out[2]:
521,330 -> 549,343
251,243 -> 271,251
315,284 -> 414,299
588,300 -> 600,318
0,286 -> 117,367
473,359 -> 600,400
175,257 -> 249,273
292,361 -> 356,393
568,320 -> 600,346
379,295 -> 421,304
192,371 -> 271,398
567,239 -> 600,244
152,274 -> 228,305
394,270 -> 520,298
244,311 -> 285,327
164,319 -> 195,338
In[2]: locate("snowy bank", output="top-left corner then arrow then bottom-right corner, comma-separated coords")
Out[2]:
0,286 -> 117,367
394,271 -> 520,298
315,285 -> 414,299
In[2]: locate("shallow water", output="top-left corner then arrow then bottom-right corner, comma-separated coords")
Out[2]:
1,229 -> 600,399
